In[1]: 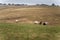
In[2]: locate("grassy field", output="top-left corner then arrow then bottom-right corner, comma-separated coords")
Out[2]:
0,6 -> 60,40
0,23 -> 60,40
0,6 -> 60,25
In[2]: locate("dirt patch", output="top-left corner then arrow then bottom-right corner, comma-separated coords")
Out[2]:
0,18 -> 33,23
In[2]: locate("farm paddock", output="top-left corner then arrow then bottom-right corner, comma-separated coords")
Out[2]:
0,23 -> 60,40
0,6 -> 60,40
0,6 -> 60,25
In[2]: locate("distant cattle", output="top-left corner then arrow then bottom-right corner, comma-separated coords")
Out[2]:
34,21 -> 39,24
15,20 -> 19,23
43,22 -> 48,25
34,21 -> 48,25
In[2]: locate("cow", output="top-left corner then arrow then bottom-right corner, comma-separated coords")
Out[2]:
15,20 -> 19,23
34,21 -> 39,24
43,22 -> 48,25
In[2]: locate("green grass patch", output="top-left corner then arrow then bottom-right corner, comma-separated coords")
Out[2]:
0,23 -> 60,40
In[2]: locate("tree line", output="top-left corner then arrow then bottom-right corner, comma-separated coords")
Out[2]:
0,3 -> 59,7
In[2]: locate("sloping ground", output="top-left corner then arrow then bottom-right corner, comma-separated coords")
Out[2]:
0,6 -> 60,25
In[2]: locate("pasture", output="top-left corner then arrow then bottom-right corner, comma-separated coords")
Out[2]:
0,23 -> 60,40
0,6 -> 60,40
0,6 -> 60,25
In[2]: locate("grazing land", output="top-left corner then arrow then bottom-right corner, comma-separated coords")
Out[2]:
0,6 -> 60,40
0,23 -> 60,40
0,6 -> 60,25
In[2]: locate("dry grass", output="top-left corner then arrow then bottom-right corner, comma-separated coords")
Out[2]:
0,6 -> 60,25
